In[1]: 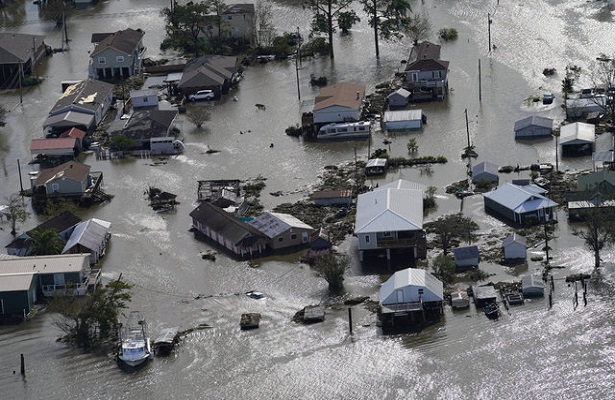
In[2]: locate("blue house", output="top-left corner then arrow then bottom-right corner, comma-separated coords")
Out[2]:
453,245 -> 480,269
483,183 -> 558,225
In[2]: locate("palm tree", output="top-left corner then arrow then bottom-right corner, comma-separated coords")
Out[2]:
27,228 -> 66,256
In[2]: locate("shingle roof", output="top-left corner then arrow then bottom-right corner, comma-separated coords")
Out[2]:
118,109 -> 178,140
473,161 -> 499,177
59,127 -> 87,140
355,188 -> 423,234
405,58 -> 449,72
503,233 -> 526,247
90,28 -> 144,57
224,3 -> 255,14
483,183 -> 558,213
0,33 -> 45,64
30,211 -> 82,235
416,41 -> 441,60
179,55 -> 237,89
453,245 -> 480,261
34,161 -> 90,186
314,82 -> 365,111
50,79 -> 114,115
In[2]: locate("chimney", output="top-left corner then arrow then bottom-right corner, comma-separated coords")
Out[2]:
356,91 -> 360,100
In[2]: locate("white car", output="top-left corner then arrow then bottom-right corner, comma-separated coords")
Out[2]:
188,90 -> 215,102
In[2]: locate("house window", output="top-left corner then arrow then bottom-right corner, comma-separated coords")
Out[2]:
278,237 -> 284,242
365,235 -> 370,244
227,16 -> 233,20
98,57 -> 106,64
116,56 -> 125,63
383,231 -> 392,238
432,71 -> 441,79
143,97 -> 148,103
291,233 -> 297,240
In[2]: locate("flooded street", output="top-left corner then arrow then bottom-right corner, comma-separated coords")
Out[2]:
2,0 -> 615,398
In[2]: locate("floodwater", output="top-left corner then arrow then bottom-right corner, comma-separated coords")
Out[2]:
1,0 -> 615,398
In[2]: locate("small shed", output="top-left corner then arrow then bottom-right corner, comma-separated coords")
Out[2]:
365,158 -> 388,176
514,116 -> 553,140
310,228 -> 332,251
130,89 -> 159,109
472,161 -> 499,184
560,122 -> 595,156
472,285 -> 498,307
0,273 -> 37,319
503,233 -> 527,259
453,245 -> 480,269
521,274 -> 545,298
310,189 -> 352,206
387,88 -> 411,108
383,109 -> 423,130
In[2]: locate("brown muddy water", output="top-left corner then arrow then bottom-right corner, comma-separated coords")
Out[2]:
1,0 -> 615,398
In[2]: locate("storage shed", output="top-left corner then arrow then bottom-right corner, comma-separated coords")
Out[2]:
560,122 -> 595,156
453,245 -> 480,269
365,158 -> 388,176
472,285 -> 498,307
521,274 -> 545,298
472,161 -> 499,184
503,233 -> 527,259
514,116 -> 553,140
383,109 -> 423,130
387,88 -> 411,108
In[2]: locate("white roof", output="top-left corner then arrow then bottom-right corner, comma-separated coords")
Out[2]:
0,273 -> 35,292
366,158 -> 387,168
0,254 -> 89,274
62,218 -> 111,254
130,89 -> 157,98
388,88 -> 411,98
483,183 -> 557,213
380,268 -> 443,303
383,109 -> 422,122
248,212 -> 313,239
355,188 -> 423,234
378,179 -> 426,192
560,122 -> 595,145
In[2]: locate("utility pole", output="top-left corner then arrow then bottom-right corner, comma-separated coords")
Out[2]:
487,13 -> 492,53
295,27 -> 301,101
478,59 -> 482,102
465,108 -> 471,149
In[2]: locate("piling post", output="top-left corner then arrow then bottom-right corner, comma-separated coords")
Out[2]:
478,59 -> 482,102
548,292 -> 552,309
550,276 -> 554,292
348,307 -> 353,334
20,354 -> 25,376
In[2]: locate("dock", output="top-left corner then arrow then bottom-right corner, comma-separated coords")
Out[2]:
153,327 -> 179,355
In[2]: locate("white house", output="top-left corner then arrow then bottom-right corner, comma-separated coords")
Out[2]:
503,233 -> 527,259
130,89 -> 158,109
380,268 -> 443,306
313,82 -> 365,124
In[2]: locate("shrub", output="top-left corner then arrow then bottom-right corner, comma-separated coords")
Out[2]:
438,28 -> 458,41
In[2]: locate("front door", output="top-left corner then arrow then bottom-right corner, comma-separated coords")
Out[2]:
396,290 -> 404,303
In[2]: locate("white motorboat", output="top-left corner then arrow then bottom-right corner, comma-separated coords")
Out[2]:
316,121 -> 371,141
117,311 -> 152,368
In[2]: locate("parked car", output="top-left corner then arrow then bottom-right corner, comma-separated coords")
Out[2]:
542,92 -> 554,105
188,90 -> 215,102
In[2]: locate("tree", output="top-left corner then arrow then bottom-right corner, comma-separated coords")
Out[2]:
6,194 -> 29,235
406,137 -> 418,153
206,0 -> 231,53
27,228 -> 66,256
44,197 -> 78,218
187,106 -> 211,128
161,1 -> 211,56
307,0 -> 355,59
108,134 -> 135,153
52,280 -> 133,349
405,13 -> 431,45
424,213 -> 479,256
589,55 -> 615,130
312,253 -> 350,290
360,0 -> 412,58
257,0 -> 275,47
432,253 -> 455,286
573,209 -> 615,269
337,11 -> 360,35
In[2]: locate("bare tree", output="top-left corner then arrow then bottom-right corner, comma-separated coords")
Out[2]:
573,208 -> 615,269
405,13 -> 431,46
187,107 -> 211,128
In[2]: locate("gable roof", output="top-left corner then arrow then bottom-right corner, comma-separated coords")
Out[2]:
248,212 -> 313,238
0,273 -> 36,292
405,58 -> 449,72
0,33 -> 45,64
380,268 -> 443,304
355,188 -> 423,234
118,109 -> 178,140
62,218 -> 111,255
30,138 -> 77,151
503,233 -> 526,247
560,122 -> 596,145
0,254 -> 89,275
473,161 -> 499,176
388,88 -> 411,99
34,161 -> 90,186
453,245 -> 480,261
514,115 -> 553,132
483,183 -> 558,213
59,127 -> 87,140
50,79 -> 114,115
30,211 -> 82,235
189,202 -> 266,246
90,28 -> 144,57
416,41 -> 441,60
314,82 -> 365,111
378,179 -> 425,192
43,110 -> 96,130
179,55 -> 237,89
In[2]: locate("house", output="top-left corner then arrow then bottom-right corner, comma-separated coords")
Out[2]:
61,218 -> 112,265
577,170 -> 615,192
32,161 -> 93,197
453,245 -> 480,269
30,138 -> 78,163
0,33 -> 47,89
472,161 -> 499,184
383,109 -> 423,131
378,268 -> 443,326
387,88 -> 411,108
58,127 -> 87,152
113,109 -> 181,155
189,202 -> 267,258
565,96 -> 606,119
521,275 -> 545,298
0,272 -> 38,321
130,89 -> 158,109
178,55 -> 238,98
44,79 -> 115,134
89,28 -> 145,80
0,254 -> 94,299
313,82 -> 365,125
560,122 -> 595,156
310,228 -> 332,251
248,212 -> 314,250
214,3 -> 256,46
483,183 -> 558,225
503,233 -> 527,259
365,158 -> 388,176
404,41 -> 449,101
310,189 -> 353,206
5,211 -> 81,256
354,185 -> 426,261
514,116 -> 553,140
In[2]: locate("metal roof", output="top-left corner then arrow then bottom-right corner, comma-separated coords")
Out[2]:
355,188 -> 423,234
453,245 -> 480,261
560,122 -> 595,145
383,109 -> 422,122
514,115 -> 553,132
388,88 -> 411,99
30,138 -> 77,151
0,273 -> 35,292
248,212 -> 313,239
0,33 -> 46,64
380,268 -> 443,304
0,254 -> 89,274
378,179 -> 426,192
62,219 -> 111,255
43,110 -> 95,129
483,183 -> 557,213
503,233 -> 526,247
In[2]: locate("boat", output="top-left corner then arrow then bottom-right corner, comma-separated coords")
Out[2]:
450,289 -> 470,309
153,327 -> 179,356
454,190 -> 475,199
117,311 -> 152,368
483,302 -> 500,320
316,121 -> 371,141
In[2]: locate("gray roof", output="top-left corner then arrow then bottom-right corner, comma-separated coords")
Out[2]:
62,219 -> 111,255
560,122 -> 595,145
355,188 -> 423,234
248,212 -> 313,239
366,158 -> 388,168
453,245 -> 480,261
522,274 -> 545,291
503,233 -> 526,247
91,28 -> 144,57
0,273 -> 35,292
179,55 -> 237,89
189,202 -> 266,246
473,285 -> 497,301
514,115 -> 553,132
416,41 -> 441,60
117,109 -> 178,140
50,79 -> 114,115
130,89 -> 157,98
0,254 -> 89,275
224,3 -> 255,14
43,110 -> 95,129
378,179 -> 426,192
483,183 -> 558,213
388,88 -> 411,99
473,161 -> 499,177
0,33 -> 45,64
380,268 -> 443,304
